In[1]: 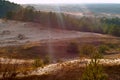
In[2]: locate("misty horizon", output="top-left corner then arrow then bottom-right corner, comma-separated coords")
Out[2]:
8,0 -> 120,4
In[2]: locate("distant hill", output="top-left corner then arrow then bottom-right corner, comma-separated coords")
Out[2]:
26,4 -> 120,14
0,0 -> 21,18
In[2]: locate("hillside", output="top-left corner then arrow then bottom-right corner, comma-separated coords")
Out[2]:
0,2 -> 120,80
0,19 -> 110,46
0,19 -> 120,60
0,58 -> 120,80
5,4 -> 120,37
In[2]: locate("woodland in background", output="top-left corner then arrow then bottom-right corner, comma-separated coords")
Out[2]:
0,0 -> 21,18
6,6 -> 120,37
0,0 -> 120,37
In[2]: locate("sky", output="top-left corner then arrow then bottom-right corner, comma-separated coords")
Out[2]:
9,0 -> 120,4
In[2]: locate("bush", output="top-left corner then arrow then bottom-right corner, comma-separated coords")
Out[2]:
81,54 -> 108,80
67,42 -> 80,54
82,60 -> 108,80
80,45 -> 97,57
0,59 -> 20,80
57,59 -> 64,63
43,56 -> 51,65
33,59 -> 44,68
17,34 -> 26,40
106,43 -> 118,49
98,45 -> 109,54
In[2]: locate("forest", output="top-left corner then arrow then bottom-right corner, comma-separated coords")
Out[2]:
0,0 -> 21,18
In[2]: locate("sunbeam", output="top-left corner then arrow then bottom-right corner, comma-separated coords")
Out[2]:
47,15 -> 55,61
55,5 -> 66,30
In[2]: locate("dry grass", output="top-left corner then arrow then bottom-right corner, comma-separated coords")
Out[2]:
0,37 -> 119,60
3,64 -> 119,80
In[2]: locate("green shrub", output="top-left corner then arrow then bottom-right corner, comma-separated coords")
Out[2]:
98,45 -> 109,54
81,54 -> 108,80
33,59 -> 44,68
80,45 -> 96,57
43,56 -> 51,65
57,59 -> 64,63
82,60 -> 108,80
106,43 -> 118,49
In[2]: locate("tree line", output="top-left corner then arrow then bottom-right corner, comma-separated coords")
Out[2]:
0,0 -> 21,18
1,2 -> 119,37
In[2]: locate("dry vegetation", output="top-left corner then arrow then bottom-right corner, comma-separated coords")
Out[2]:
0,39 -> 119,80
0,20 -> 120,80
0,62 -> 119,80
0,37 -> 119,60
0,57 -> 51,80
0,1 -> 120,79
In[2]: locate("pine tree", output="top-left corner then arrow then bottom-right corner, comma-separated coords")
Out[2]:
81,53 -> 108,80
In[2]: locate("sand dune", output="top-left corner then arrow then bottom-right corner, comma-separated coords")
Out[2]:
0,19 -> 109,47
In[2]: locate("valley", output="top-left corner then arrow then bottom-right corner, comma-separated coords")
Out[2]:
0,1 -> 120,80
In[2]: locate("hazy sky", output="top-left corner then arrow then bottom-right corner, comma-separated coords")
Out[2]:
9,0 -> 120,4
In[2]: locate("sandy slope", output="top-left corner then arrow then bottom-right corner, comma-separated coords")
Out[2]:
1,57 -> 119,77
0,57 -> 33,64
0,19 -> 109,47
23,58 -> 120,77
